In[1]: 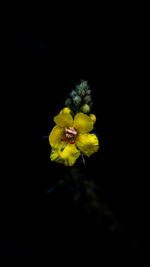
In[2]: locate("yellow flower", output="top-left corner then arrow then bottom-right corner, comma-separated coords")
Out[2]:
49,112 -> 99,166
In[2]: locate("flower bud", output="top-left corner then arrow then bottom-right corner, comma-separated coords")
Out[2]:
76,85 -> 82,95
70,90 -> 77,99
86,89 -> 91,95
62,107 -> 71,114
83,95 -> 91,104
80,89 -> 86,97
89,114 -> 96,123
65,98 -> 72,107
73,96 -> 82,106
80,104 -> 90,113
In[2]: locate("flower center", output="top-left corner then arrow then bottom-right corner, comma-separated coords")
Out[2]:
64,127 -> 77,144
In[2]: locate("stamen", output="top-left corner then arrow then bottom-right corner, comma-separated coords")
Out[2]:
65,127 -> 77,144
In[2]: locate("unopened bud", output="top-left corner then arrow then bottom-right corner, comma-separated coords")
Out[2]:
80,104 -> 90,113
65,98 -> 72,107
80,89 -> 86,97
73,96 -> 81,106
86,89 -> 91,95
83,95 -> 91,104
62,107 -> 71,114
89,114 -> 96,123
70,90 -> 77,98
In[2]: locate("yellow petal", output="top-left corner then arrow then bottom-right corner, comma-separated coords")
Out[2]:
49,126 -> 64,148
50,143 -> 80,166
54,113 -> 74,128
50,149 -> 60,161
89,114 -> 96,124
73,113 -> 93,133
75,133 -> 99,157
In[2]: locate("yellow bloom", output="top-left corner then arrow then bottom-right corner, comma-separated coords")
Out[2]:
49,112 -> 99,166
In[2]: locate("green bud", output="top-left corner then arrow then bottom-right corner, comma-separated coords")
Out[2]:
76,80 -> 89,96
76,86 -> 82,95
83,95 -> 91,104
70,90 -> 77,98
80,89 -> 86,97
73,96 -> 82,106
76,86 -> 85,96
80,104 -> 90,113
86,89 -> 91,95
65,98 -> 72,107
80,81 -> 89,90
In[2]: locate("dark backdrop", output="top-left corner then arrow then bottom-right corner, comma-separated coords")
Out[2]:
1,15 -> 140,255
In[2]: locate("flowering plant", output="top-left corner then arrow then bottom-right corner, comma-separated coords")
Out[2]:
47,81 -> 115,226
49,80 -> 99,166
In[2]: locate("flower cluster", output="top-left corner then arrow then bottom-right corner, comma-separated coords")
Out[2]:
65,80 -> 92,114
49,81 -> 99,166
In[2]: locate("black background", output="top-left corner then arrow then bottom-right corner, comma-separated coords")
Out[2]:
1,9 -> 141,255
